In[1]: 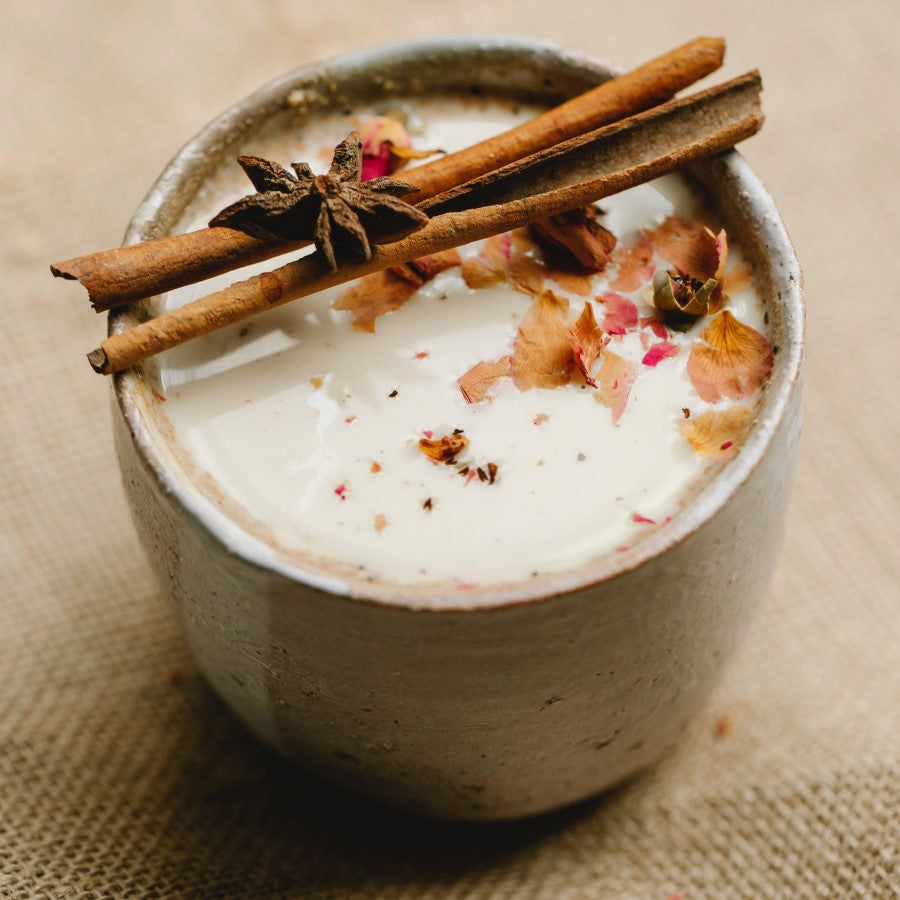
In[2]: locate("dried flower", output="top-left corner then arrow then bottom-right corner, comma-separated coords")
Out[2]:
641,341 -> 680,367
390,249 -> 461,286
461,234 -> 511,288
418,433 -> 470,463
359,115 -> 441,181
333,250 -> 459,332
609,237 -> 656,291
599,292 -> 639,335
647,217 -> 723,282
210,133 -> 429,271
651,269 -> 719,319
646,220 -> 739,319
508,250 -> 545,297
679,406 -> 753,459
565,301 -> 606,386
640,315 -> 669,340
458,356 -> 511,404
593,351 -> 638,424
687,311 -> 773,402
510,290 -> 573,391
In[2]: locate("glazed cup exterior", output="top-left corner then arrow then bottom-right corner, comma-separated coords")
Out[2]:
111,37 -> 804,820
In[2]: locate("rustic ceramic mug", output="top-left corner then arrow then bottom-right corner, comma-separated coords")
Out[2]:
110,36 -> 803,820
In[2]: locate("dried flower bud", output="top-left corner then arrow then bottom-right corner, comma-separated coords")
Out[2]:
360,116 -> 442,181
651,269 -> 718,319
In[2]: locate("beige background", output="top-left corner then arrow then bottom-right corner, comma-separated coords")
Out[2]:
2,1 -> 898,897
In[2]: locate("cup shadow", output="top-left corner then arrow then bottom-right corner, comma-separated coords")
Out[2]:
149,678 -> 616,897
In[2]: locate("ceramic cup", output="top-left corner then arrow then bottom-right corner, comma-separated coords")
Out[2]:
110,37 -> 803,820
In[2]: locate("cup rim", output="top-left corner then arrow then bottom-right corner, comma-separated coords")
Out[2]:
110,35 -> 804,611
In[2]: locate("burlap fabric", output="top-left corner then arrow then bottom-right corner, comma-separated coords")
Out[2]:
2,1 -> 898,897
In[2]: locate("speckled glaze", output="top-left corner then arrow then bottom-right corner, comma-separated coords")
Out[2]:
111,37 -> 804,820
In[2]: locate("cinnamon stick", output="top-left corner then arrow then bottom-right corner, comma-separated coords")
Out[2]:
55,37 -> 725,311
89,72 -> 762,375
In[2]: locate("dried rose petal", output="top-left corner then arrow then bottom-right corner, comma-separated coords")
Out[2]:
335,250 -> 459,331
360,116 -> 441,181
550,269 -> 595,296
642,341 -> 680,367
565,301 -> 606,386
418,433 -> 470,463
687,311 -> 774,402
679,406 -> 753,459
593,351 -> 639,424
647,217 -> 723,281
724,260 -> 753,294
530,206 -> 617,272
510,290 -> 573,391
461,234 -> 511,288
640,315 -> 669,340
458,356 -> 511,404
632,512 -> 656,525
609,237 -> 656,291
333,270 -> 418,332
510,228 -> 535,254
509,251 -> 545,297
599,292 -> 639,335
373,513 -> 388,533
390,249 -> 461,285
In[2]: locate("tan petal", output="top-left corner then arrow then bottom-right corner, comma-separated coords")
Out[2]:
609,237 -> 656,292
706,229 -> 730,313
333,270 -> 418,332
418,433 -> 470,463
647,217 -> 723,282
724,260 -> 753,294
461,234 -> 510,288
391,248 -> 461,285
510,228 -> 536,254
565,301 -> 606,386
546,268 -> 595,296
687,311 -> 774,402
679,406 -> 753,459
509,252 -> 545,297
510,290 -> 573,391
373,513 -> 388,533
458,356 -> 511,403
593,351 -> 639,424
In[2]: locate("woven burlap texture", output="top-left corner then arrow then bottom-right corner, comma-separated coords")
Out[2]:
2,1 -> 898,897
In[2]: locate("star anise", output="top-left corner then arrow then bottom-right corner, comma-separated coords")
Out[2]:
209,132 -> 429,271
